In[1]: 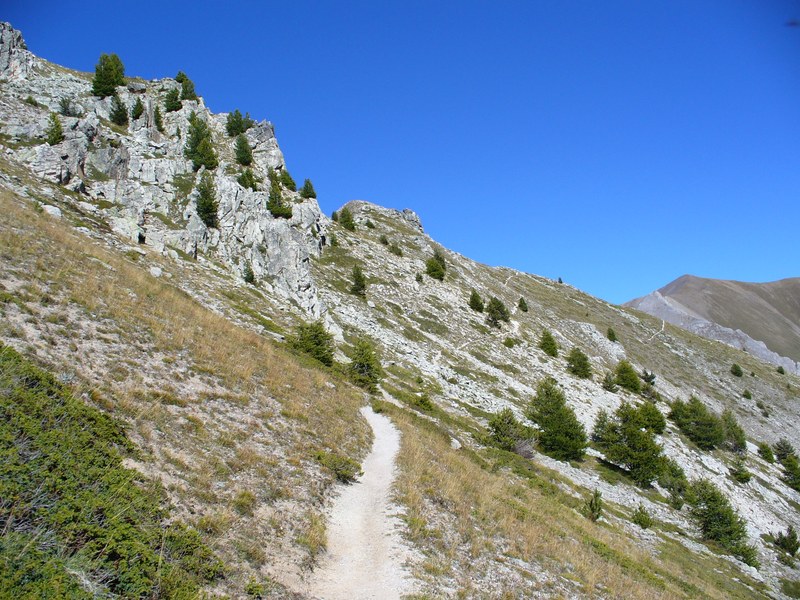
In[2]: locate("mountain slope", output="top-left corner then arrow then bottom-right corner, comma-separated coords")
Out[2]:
626,275 -> 800,372
2,21 -> 800,599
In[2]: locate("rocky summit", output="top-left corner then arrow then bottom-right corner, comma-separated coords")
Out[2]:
1,22 -> 799,599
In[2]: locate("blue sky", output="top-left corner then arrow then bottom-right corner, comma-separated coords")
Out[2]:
5,1 -> 800,303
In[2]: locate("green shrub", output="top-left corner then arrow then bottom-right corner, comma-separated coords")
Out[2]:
350,265 -> 367,296
757,442 -> 775,463
195,172 -> 218,228
287,320 -> 335,366
131,96 -> 144,120
347,338 -> 382,392
379,234 -> 389,245
235,133 -> 253,166
238,168 -> 259,191
316,451 -> 363,483
566,347 -> 592,378
782,455 -> 800,492
518,297 -> 528,312
225,109 -> 254,137
185,112 -> 218,170
775,438 -> 797,463
243,262 -> 255,285
632,504 -> 653,529
245,577 -> 268,598
45,112 -> 64,145
425,248 -> 447,281
232,489 -> 257,515
485,297 -> 510,328
775,525 -> 800,557
24,95 -> 38,107
415,272 -> 423,283
164,88 -> 181,112
742,389 -> 752,400
526,377 -> 587,461
607,327 -> 617,342
686,479 -> 757,566
658,458 -> 689,509
279,168 -> 296,191
538,329 -> 558,357
778,365 -> 786,375
729,456 -> 752,484
365,219 -> 375,229
58,96 -> 79,117
487,408 -> 531,451
614,360 -> 641,393
593,402 -> 664,487
154,105 -> 164,132
267,179 -> 292,218
730,363 -> 743,377
0,345 -> 221,597
601,371 -> 618,392
668,396 -> 725,451
583,489 -> 603,522
339,207 -> 355,230
721,410 -> 746,453
468,289 -> 484,312
91,53 -> 125,97
388,243 -> 402,256
502,337 -> 519,348
176,70 -> 197,100
109,94 -> 129,126
300,178 -> 316,199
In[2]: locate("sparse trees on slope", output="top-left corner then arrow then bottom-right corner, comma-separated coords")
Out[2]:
526,377 -> 587,461
668,396 -> 725,451
518,297 -> 528,312
91,53 -> 125,98
154,105 -> 164,133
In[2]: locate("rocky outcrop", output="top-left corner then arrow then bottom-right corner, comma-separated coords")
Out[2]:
0,22 -> 327,316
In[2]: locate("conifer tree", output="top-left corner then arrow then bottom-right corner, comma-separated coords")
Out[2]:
131,97 -> 144,120
45,112 -> 64,145
185,113 -> 218,171
539,329 -> 558,357
225,109 -> 253,136
485,297 -> 510,328
109,95 -> 128,126
518,297 -> 528,312
348,338 -> 382,392
237,168 -> 258,191
164,89 -> 181,112
300,178 -> 316,199
195,172 -> 218,228
596,402 -> 664,487
175,71 -> 197,100
91,53 -> 125,98
267,179 -> 292,218
425,248 -> 447,281
487,408 -> 531,452
526,377 -> 587,461
607,327 -> 618,342
350,265 -> 367,296
288,320 -> 335,366
339,207 -> 356,231
279,168 -> 297,191
234,134 -> 253,166
566,347 -> 592,378
614,359 -> 641,393
154,105 -> 164,133
469,289 -> 484,312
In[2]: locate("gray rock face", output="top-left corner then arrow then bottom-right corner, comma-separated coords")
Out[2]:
0,22 -> 325,316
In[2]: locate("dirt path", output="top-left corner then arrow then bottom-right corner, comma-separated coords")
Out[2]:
304,406 -> 416,599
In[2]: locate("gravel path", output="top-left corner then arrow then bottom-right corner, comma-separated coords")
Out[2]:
305,406 -> 415,599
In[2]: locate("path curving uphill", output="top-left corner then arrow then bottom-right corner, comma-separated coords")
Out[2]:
305,406 -> 416,599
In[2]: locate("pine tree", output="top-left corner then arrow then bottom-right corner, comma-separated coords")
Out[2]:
185,113 -> 218,171
91,53 -> 125,98
425,248 -> 447,281
350,265 -> 367,296
730,363 -> 743,377
601,371 -> 618,392
242,262 -> 255,285
687,479 -> 754,565
234,134 -> 253,166
237,168 -> 258,191
279,168 -> 296,191
195,172 -> 218,228
45,112 -> 64,145
518,297 -> 528,312
539,329 -> 558,357
347,338 -> 382,392
775,438 -> 797,464
225,109 -> 253,136
300,178 -> 316,199
614,360 -> 641,393
175,71 -> 197,100
468,289 -> 484,312
526,377 -> 587,461
288,320 -> 335,366
485,297 -> 510,328
267,179 -> 292,218
668,396 -> 725,451
639,400 -> 666,434
566,347 -> 592,378
131,97 -> 144,120
339,207 -> 356,231
164,89 -> 181,112
154,105 -> 164,133
721,409 -> 746,454
597,402 -> 664,487
487,408 -> 531,452
607,327 -> 618,342
109,95 -> 128,126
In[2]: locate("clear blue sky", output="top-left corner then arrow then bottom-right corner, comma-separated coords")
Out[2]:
5,1 -> 800,303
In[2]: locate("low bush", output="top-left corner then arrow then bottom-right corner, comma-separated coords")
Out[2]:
315,451 -> 362,483
538,329 -> 558,357
287,320 -> 335,366
632,504 -> 653,529
487,408 -> 532,452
